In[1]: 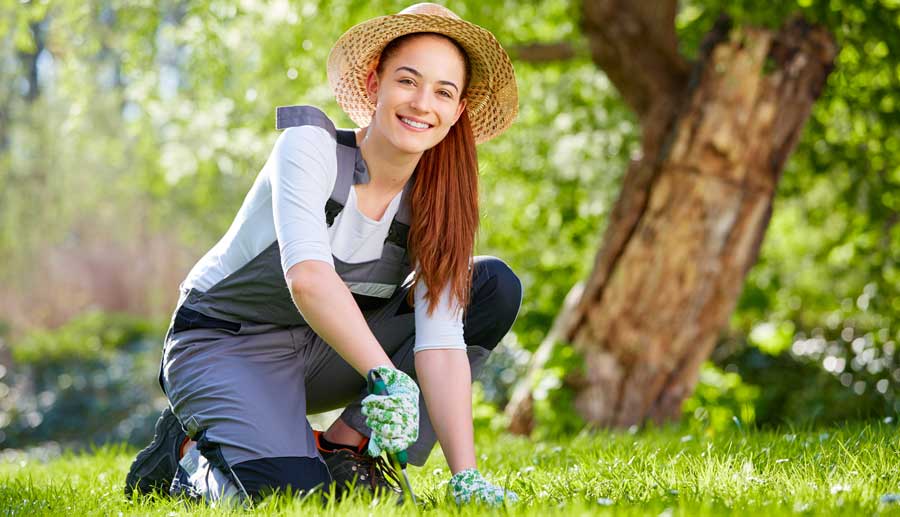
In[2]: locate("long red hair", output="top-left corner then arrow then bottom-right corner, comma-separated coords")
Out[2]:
377,34 -> 479,315
407,110 -> 478,315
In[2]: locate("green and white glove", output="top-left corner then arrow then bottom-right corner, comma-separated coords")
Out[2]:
449,468 -> 519,506
361,366 -> 420,457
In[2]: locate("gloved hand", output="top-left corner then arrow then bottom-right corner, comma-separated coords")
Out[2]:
361,366 -> 420,457
448,468 -> 519,506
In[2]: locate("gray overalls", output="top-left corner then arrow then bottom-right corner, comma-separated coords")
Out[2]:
159,105 -> 523,497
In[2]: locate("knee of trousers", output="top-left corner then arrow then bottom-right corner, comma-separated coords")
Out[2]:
471,256 -> 523,351
230,456 -> 332,499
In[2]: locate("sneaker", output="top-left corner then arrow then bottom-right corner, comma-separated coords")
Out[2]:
124,406 -> 188,499
313,430 -> 402,498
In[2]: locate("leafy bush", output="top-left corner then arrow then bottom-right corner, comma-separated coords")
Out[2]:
683,363 -> 760,435
477,334 -> 532,407
10,311 -> 160,364
527,343 -> 587,439
0,311 -> 167,449
720,329 -> 898,426
475,337 -> 585,439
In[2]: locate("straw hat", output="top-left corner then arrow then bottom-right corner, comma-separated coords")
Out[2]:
327,3 -> 518,144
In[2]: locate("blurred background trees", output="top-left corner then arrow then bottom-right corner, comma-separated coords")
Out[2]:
1,0 -> 898,449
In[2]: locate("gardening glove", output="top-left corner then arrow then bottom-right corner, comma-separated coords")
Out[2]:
361,365 -> 419,457
449,468 -> 519,506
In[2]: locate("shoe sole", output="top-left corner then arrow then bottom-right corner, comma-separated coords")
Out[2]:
124,408 -> 183,499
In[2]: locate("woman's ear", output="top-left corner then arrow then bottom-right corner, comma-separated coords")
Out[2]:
452,98 -> 467,125
365,70 -> 379,105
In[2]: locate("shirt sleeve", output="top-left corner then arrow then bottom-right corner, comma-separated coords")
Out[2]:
270,126 -> 337,275
413,277 -> 466,353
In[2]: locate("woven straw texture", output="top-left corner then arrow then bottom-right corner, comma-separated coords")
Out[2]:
327,4 -> 518,144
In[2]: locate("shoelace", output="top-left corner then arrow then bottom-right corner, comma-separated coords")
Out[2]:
343,448 -> 403,491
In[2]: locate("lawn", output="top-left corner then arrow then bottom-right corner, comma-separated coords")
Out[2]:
2,423 -> 900,516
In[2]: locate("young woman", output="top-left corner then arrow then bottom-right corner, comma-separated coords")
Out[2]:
124,3 -> 521,506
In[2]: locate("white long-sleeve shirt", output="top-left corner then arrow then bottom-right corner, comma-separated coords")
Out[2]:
182,125 -> 465,352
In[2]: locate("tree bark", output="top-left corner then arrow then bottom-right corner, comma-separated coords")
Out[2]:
507,10 -> 836,431
18,21 -> 46,103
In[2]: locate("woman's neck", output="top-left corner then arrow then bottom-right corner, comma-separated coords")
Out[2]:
356,127 -> 420,194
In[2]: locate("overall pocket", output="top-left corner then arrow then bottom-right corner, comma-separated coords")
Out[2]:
172,306 -> 242,334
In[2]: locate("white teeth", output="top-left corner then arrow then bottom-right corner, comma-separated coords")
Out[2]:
401,117 -> 429,129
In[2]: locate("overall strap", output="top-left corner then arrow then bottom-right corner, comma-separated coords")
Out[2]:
385,179 -> 413,249
275,105 -> 354,226
328,129 -> 357,226
275,105 -> 336,135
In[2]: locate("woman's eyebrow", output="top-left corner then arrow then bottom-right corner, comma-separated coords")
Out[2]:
394,66 -> 459,93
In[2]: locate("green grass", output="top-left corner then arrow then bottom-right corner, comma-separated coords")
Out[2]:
3,423 -> 900,516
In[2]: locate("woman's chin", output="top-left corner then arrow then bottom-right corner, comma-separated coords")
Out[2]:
389,135 -> 435,155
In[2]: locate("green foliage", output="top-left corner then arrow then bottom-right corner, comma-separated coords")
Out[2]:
528,342 -> 587,439
0,311 -> 164,449
3,424 -> 900,514
724,333 -> 899,426
476,335 -> 532,407
471,382 -> 508,435
10,310 -> 161,364
683,363 -> 760,435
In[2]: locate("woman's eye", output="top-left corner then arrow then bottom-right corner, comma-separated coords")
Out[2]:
399,78 -> 415,86
438,90 -> 453,98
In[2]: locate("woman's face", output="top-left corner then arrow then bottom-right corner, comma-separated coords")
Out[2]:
366,34 -> 467,156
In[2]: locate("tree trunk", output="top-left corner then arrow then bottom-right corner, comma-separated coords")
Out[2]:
507,14 -> 836,432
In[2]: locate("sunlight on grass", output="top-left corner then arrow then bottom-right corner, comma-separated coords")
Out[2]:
3,424 -> 900,516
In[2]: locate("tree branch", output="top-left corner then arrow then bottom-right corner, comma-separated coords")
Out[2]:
581,0 -> 689,127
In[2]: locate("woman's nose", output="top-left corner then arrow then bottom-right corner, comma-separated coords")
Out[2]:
409,87 -> 431,113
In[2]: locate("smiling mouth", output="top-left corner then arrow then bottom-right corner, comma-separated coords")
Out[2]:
398,116 -> 432,130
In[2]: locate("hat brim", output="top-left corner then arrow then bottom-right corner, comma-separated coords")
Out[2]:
327,13 -> 518,144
